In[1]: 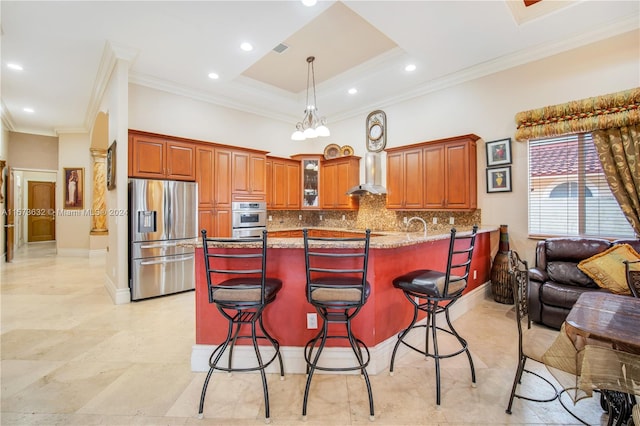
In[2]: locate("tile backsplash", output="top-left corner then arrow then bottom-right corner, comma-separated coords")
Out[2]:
267,194 -> 480,234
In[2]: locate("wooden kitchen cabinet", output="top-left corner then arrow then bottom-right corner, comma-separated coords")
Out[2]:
266,156 -> 301,210
386,134 -> 479,211
320,156 -> 360,210
196,144 -> 232,237
385,147 -> 423,209
232,150 -> 266,200
129,131 -> 196,181
291,154 -> 322,209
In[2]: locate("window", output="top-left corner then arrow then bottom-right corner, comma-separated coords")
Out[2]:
528,133 -> 634,238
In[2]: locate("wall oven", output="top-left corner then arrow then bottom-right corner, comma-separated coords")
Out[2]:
231,201 -> 267,238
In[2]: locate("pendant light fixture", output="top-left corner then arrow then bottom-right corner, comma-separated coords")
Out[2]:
291,56 -> 330,141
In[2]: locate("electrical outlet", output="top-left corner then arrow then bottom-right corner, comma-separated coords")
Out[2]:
319,215 -> 323,221
342,214 -> 346,221
403,217 -> 408,224
306,313 -> 318,329
268,215 -> 272,222
449,217 -> 455,225
432,217 -> 437,224
299,215 -> 302,221
473,270 -> 477,279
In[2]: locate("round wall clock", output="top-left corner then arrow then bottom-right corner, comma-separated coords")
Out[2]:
366,110 -> 387,152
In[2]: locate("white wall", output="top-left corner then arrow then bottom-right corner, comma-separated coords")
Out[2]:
0,126 -> 8,257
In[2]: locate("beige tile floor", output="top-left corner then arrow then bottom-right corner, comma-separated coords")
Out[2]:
1,242 -> 610,425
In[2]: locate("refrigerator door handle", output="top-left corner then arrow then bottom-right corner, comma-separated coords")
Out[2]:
140,241 -> 178,249
140,255 -> 194,266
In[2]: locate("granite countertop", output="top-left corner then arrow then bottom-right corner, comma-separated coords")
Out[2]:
183,226 -> 496,249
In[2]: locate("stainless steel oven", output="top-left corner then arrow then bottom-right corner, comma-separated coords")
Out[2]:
231,201 -> 267,238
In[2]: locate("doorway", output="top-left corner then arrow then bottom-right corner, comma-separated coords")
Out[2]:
27,181 -> 56,242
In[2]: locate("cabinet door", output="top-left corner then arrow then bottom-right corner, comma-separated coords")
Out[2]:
271,160 -> 287,209
320,162 -> 337,209
232,151 -> 250,193
131,134 -> 165,178
215,148 -> 232,209
265,159 -> 273,208
335,160 -> 357,209
250,154 -> 266,195
403,148 -> 424,209
198,209 -> 215,236
214,209 -> 232,237
285,161 -> 301,209
444,141 -> 473,209
423,144 -> 446,209
385,151 -> 405,209
196,145 -> 215,208
166,141 -> 196,181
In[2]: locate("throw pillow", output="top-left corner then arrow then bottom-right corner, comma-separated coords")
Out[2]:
577,244 -> 640,294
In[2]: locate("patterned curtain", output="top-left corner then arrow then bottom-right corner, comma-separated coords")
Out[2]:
515,88 -> 640,236
514,88 -> 640,142
592,125 -> 640,236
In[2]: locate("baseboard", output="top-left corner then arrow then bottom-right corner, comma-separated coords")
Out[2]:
191,281 -> 490,375
104,273 -> 131,305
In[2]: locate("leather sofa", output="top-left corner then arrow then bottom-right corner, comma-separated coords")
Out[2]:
528,237 -> 640,330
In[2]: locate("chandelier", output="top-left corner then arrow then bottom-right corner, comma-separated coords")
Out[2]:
291,56 -> 330,141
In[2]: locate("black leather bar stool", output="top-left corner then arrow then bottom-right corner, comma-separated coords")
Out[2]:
389,225 -> 478,405
301,228 -> 374,421
198,229 -> 284,423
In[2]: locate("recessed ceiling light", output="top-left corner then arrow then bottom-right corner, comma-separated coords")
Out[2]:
240,42 -> 253,52
23,107 -> 34,113
405,64 -> 417,72
7,63 -> 23,71
348,88 -> 358,95
208,72 -> 219,80
301,0 -> 317,6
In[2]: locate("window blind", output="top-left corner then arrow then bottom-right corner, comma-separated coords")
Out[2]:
528,134 -> 634,238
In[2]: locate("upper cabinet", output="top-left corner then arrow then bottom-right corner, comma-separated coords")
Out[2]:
266,156 -> 301,210
291,155 -> 322,210
320,156 -> 360,210
232,150 -> 266,201
129,131 -> 196,181
386,134 -> 479,211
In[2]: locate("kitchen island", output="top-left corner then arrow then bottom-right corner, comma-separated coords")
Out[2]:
191,227 -> 497,374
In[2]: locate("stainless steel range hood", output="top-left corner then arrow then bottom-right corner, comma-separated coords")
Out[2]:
346,152 -> 387,195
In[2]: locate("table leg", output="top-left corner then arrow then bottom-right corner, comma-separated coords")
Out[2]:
602,390 -> 635,426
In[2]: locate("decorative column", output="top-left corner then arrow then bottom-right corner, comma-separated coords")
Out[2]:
90,148 -> 108,234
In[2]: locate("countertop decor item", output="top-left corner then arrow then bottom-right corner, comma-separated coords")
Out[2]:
323,143 -> 340,160
491,224 -> 514,304
340,145 -> 354,157
290,56 -> 330,141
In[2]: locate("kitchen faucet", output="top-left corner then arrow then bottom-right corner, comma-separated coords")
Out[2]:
407,217 -> 427,238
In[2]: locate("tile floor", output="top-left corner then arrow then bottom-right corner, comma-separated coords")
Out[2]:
1,242 -> 610,425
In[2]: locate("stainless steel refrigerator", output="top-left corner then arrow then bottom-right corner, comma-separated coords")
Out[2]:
129,178 -> 197,301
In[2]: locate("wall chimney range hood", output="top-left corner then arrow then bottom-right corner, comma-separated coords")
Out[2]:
346,152 -> 387,195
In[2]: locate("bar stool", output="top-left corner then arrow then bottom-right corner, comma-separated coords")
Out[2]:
389,225 -> 478,405
301,228 -> 374,421
198,229 -> 284,423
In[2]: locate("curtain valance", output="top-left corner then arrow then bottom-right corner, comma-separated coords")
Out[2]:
514,87 -> 640,141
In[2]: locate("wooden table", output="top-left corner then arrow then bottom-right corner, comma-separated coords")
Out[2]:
563,292 -> 640,426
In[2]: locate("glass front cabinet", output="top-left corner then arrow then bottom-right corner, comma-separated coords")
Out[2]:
291,155 -> 322,209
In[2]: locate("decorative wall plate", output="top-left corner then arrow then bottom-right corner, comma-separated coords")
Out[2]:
323,143 -> 340,160
340,145 -> 354,157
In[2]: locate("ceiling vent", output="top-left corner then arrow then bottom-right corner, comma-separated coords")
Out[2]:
272,43 -> 289,54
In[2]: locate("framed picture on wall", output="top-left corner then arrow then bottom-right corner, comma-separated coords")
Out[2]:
486,166 -> 512,193
486,138 -> 512,167
63,167 -> 84,209
107,140 -> 116,190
